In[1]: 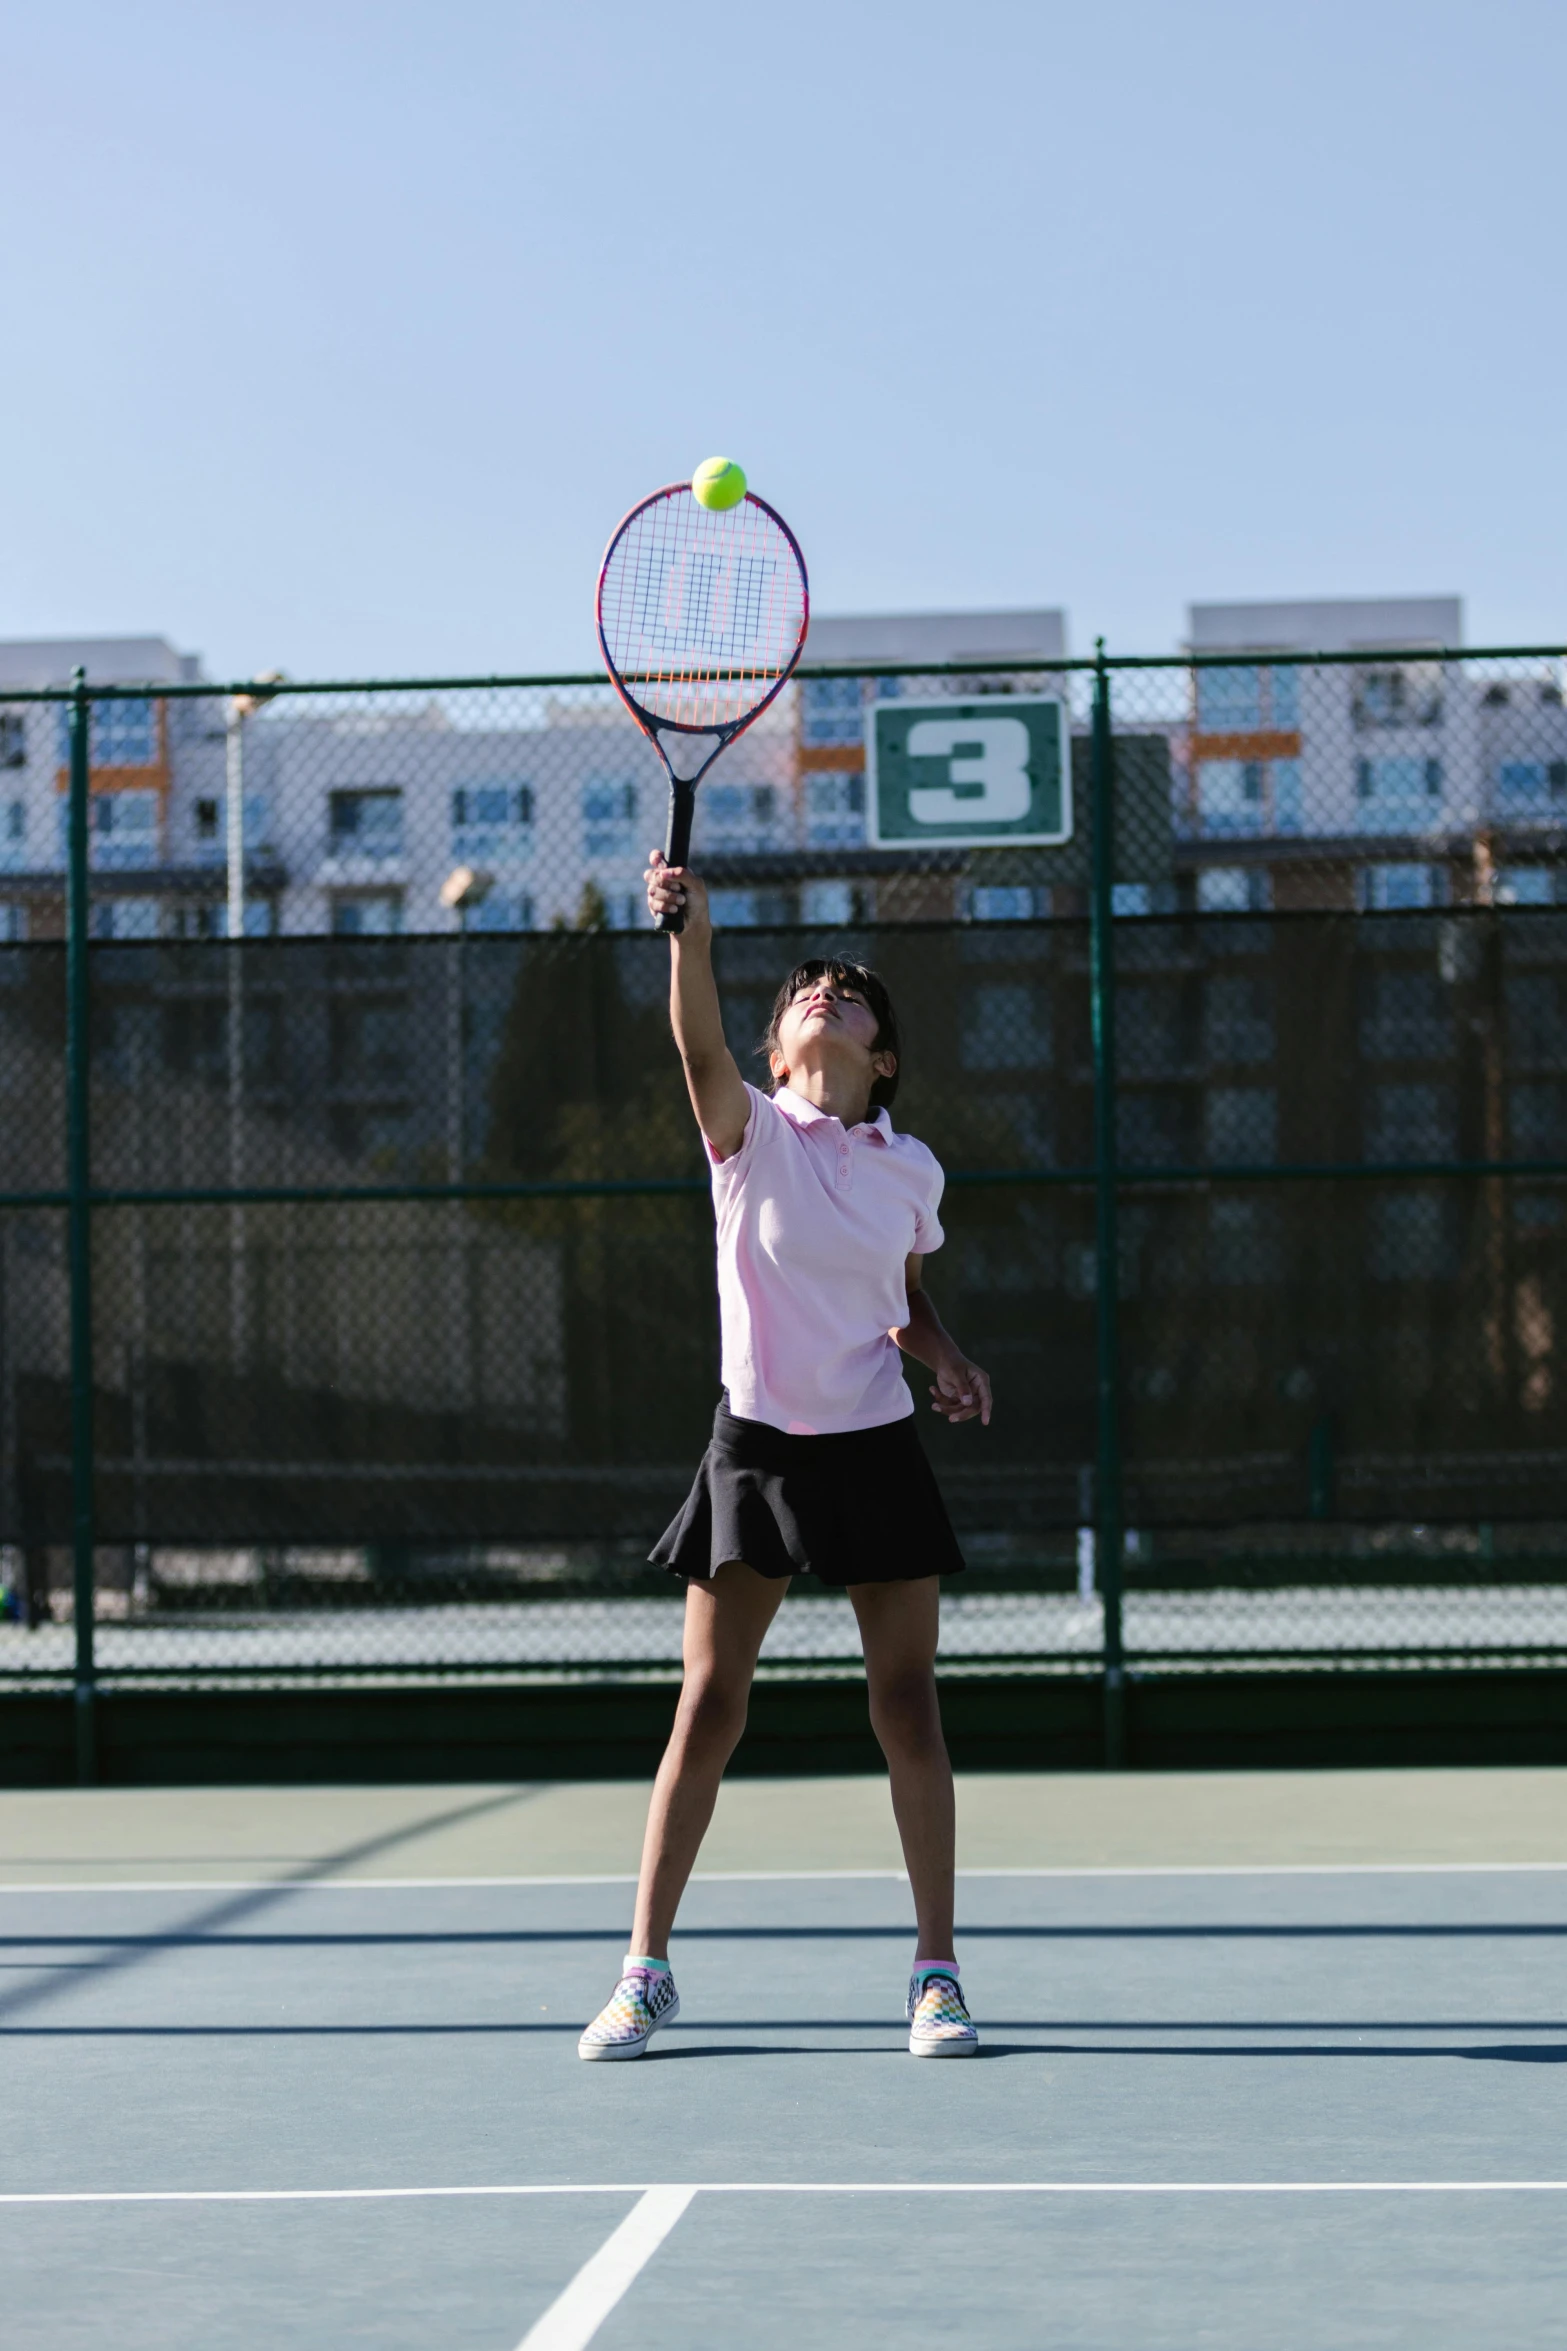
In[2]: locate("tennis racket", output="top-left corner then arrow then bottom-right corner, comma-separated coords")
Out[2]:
595,481 -> 809,933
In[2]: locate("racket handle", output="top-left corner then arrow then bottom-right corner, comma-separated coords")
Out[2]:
655,782 -> 696,935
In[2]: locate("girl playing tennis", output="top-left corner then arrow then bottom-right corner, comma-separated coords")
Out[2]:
578,852 -> 992,2063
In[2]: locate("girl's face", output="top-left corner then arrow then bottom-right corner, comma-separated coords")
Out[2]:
770,973 -> 896,1100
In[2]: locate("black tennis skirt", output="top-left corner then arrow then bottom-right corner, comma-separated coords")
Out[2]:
651,1395 -> 967,1587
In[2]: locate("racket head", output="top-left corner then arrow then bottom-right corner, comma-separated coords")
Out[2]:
595,483 -> 809,741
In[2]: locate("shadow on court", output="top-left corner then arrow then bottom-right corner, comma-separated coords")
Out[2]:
0,1785 -> 547,2029
9,1866 -> 1567,2348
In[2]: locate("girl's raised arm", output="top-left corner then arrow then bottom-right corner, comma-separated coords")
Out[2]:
646,851 -> 750,1161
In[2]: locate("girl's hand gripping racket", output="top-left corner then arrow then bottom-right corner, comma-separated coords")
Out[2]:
596,474 -> 809,933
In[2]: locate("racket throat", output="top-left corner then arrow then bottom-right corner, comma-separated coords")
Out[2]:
655,727 -> 724,785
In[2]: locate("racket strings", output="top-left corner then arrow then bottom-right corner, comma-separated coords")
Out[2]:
598,489 -> 806,731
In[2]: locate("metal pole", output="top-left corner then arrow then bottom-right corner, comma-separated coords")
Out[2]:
225,701 -> 246,945
446,917 -> 471,1412
226,703 -> 247,1368
65,667 -> 97,1783
1087,641 -> 1125,1769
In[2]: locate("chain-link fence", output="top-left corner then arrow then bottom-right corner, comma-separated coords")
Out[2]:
2,649 -> 1565,1739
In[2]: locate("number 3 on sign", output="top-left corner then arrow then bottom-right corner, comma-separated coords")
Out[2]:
905,717 -> 1032,826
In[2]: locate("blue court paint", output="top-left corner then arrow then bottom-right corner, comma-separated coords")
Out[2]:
5,1870 -> 1567,2347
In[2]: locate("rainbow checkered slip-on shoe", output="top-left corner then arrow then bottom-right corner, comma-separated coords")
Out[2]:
906,1964 -> 978,2058
577,1960 -> 680,2061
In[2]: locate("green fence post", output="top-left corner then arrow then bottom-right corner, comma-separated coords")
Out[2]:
65,667 -> 97,1784
1088,642 -> 1126,1768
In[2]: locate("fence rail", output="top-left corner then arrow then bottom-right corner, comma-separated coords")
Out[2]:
3,645 -> 1567,1779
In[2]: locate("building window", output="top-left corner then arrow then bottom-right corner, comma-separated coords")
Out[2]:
1358,972 -> 1454,1062
331,1000 -> 409,1087
1355,758 -> 1442,828
88,789 -> 160,869
329,788 -> 403,859
1204,974 -> 1275,1062
1197,867 -> 1271,913
196,795 -> 270,860
1496,762 -> 1567,815
1195,665 -> 1300,732
59,699 -> 158,767
1272,758 -> 1303,833
801,678 -> 867,747
707,886 -> 792,928
1365,1081 -> 1457,1160
1368,1193 -> 1456,1280
708,888 -> 759,928
1112,883 -> 1152,916
1353,669 -> 1442,731
1195,667 -> 1262,730
1195,760 -> 1265,835
0,902 -> 24,941
804,772 -> 865,848
1360,863 -> 1444,911
95,698 -> 157,764
1509,1081 -> 1567,1155
971,885 -> 1038,922
1207,1197 -> 1283,1284
452,783 -> 534,864
802,880 -> 856,925
960,983 -> 1051,1071
698,783 -> 779,840
466,890 -> 536,933
1204,1086 -> 1278,1163
90,897 -> 161,940
0,798 -> 25,869
0,713 -> 26,769
332,892 -> 402,936
1497,868 -> 1557,906
167,903 -> 229,941
581,780 -> 638,859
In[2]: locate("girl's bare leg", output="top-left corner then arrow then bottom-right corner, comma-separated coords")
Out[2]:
849,1576 -> 954,1957
629,1562 -> 789,1958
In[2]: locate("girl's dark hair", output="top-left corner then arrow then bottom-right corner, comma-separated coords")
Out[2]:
761,959 -> 902,1110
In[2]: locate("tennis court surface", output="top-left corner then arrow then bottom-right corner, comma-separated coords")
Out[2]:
5,1771 -> 1567,2349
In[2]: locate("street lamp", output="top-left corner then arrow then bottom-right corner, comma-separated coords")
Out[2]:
225,671 -> 285,943
437,866 -> 493,1418
224,672 -> 284,1377
438,863 -> 494,935
437,865 -> 493,1176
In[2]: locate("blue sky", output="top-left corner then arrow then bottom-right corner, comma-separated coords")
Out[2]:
4,0 -> 1563,677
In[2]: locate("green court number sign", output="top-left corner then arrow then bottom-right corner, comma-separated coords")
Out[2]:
866,698 -> 1072,849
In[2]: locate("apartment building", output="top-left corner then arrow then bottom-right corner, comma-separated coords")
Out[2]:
0,638 -> 225,942
0,639 -> 795,942
1183,597 -> 1567,913
5,602 -> 1559,941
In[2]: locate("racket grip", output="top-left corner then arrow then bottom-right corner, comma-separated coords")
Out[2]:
654,782 -> 696,936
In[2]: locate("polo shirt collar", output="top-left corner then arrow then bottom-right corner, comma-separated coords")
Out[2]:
775,1087 -> 893,1145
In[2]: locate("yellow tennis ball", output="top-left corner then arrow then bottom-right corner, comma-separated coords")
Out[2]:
691,455 -> 747,511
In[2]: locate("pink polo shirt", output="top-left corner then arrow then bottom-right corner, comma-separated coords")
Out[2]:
706,1081 -> 946,1435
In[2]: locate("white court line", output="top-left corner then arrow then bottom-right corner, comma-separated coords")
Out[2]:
7,2180 -> 1567,2206
6,1861 -> 1567,1893
514,2188 -> 693,2351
